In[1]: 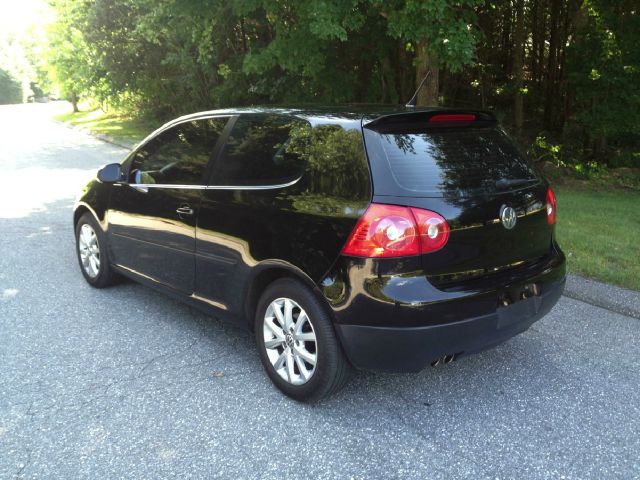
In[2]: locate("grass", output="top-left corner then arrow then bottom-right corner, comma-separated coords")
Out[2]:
556,188 -> 640,291
54,107 -> 155,145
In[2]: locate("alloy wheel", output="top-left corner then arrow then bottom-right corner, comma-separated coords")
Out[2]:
78,223 -> 101,278
263,297 -> 317,385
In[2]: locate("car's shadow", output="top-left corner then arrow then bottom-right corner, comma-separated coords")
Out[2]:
92,274 -> 564,412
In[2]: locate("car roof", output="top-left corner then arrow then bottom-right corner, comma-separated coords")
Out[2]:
160,104 -> 456,128
137,105 -> 495,149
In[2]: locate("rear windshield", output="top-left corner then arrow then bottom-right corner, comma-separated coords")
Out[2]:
374,127 -> 540,197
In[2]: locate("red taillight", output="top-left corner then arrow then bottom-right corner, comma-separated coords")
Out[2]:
342,203 -> 449,258
342,204 -> 419,257
411,207 -> 450,252
546,187 -> 557,225
429,114 -> 476,123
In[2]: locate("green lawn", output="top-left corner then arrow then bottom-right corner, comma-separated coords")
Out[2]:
556,188 -> 640,291
54,108 -> 155,145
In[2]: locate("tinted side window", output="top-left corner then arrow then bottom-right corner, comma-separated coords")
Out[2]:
214,115 -> 308,186
290,124 -> 370,200
130,117 -> 228,185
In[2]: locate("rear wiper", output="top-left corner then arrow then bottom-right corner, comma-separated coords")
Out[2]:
495,178 -> 538,190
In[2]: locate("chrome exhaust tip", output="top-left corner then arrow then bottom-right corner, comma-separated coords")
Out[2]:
431,353 -> 458,367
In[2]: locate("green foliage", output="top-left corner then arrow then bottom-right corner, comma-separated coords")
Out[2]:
45,0 -> 95,103
0,68 -> 22,104
381,0 -> 482,71
529,134 -> 564,166
565,0 -> 640,161
45,0 -> 484,118
42,0 -> 640,171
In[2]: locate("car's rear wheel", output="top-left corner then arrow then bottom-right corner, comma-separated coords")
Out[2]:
75,212 -> 116,288
255,278 -> 351,401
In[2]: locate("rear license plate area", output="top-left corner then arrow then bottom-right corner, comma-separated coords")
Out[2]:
497,283 -> 542,329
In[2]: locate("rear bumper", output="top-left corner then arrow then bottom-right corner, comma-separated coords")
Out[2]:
335,277 -> 564,372
321,244 -> 566,373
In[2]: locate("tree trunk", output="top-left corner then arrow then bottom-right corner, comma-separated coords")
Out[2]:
563,2 -> 588,129
399,41 -> 413,102
500,6 -> 510,73
415,39 -> 439,106
513,0 -> 525,138
544,0 -> 561,130
71,92 -> 79,113
380,56 -> 399,104
480,65 -> 487,109
530,0 -> 539,76
535,0 -> 547,90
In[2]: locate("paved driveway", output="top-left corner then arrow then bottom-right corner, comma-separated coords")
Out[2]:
1,103 -> 639,479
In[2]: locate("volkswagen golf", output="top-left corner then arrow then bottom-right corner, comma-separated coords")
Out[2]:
73,106 -> 566,401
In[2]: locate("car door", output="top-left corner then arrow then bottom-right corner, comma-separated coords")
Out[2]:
107,116 -> 230,294
194,114 -> 310,313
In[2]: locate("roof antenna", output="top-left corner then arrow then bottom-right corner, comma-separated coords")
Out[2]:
405,70 -> 432,108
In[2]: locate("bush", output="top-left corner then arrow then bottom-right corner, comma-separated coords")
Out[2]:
0,69 -> 22,105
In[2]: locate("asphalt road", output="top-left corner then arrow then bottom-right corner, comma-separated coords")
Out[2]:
1,103 -> 639,480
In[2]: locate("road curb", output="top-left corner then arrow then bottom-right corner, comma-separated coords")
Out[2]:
563,274 -> 640,319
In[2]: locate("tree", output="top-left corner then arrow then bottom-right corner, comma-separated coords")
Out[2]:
379,0 -> 482,105
513,0 -> 525,137
46,0 -> 96,111
565,0 -> 640,160
43,0 -> 640,168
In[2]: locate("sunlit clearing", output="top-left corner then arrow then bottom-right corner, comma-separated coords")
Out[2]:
0,0 -> 52,36
0,167 -> 97,218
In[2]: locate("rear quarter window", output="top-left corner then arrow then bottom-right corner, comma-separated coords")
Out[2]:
288,123 -> 370,201
213,114 -> 308,186
373,127 -> 540,197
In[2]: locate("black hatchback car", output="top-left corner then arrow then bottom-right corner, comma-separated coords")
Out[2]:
74,106 -> 565,401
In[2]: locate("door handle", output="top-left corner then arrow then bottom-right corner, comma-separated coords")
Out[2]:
176,205 -> 194,216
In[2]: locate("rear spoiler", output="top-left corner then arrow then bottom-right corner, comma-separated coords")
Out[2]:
363,110 -> 497,133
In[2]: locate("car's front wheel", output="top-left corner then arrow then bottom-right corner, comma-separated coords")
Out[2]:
255,278 -> 351,401
75,212 -> 117,288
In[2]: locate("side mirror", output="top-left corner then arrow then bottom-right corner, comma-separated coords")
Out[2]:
97,163 -> 123,183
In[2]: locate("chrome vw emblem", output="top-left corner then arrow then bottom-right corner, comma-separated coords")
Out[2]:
500,205 -> 517,230
285,332 -> 294,348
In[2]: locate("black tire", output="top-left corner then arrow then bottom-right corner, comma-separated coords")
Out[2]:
254,278 -> 351,402
75,212 -> 117,288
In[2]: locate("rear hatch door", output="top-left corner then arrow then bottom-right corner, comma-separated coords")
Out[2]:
362,111 -> 552,287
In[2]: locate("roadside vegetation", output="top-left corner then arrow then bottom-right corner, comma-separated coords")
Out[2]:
556,188 -> 640,291
54,107 -> 155,145
38,0 -> 639,173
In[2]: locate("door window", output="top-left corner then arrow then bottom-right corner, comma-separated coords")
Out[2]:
129,117 -> 229,185
214,114 -> 309,186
